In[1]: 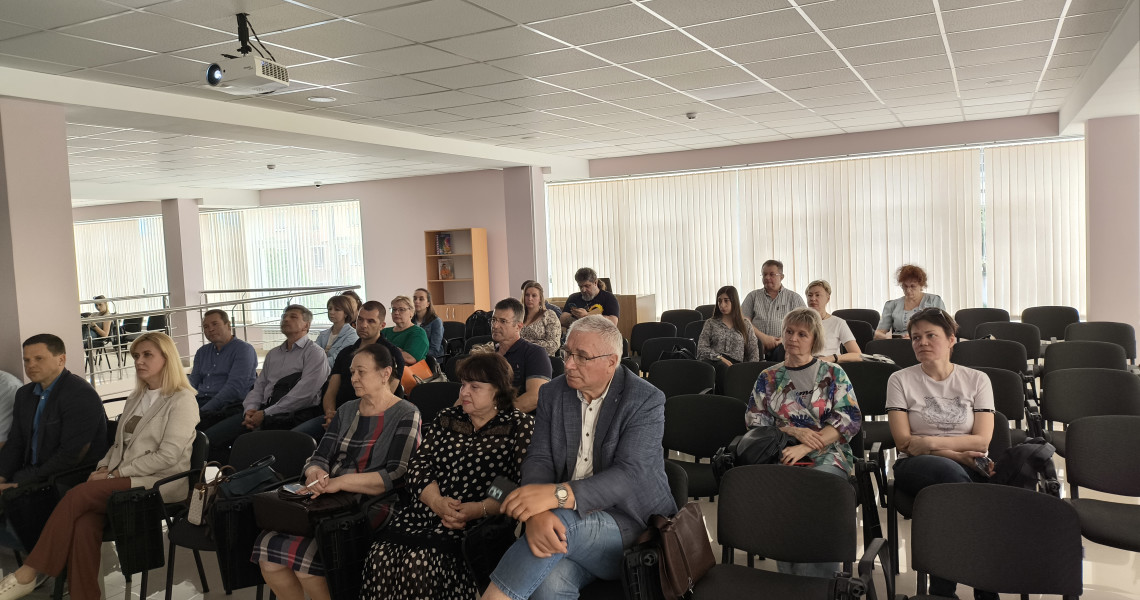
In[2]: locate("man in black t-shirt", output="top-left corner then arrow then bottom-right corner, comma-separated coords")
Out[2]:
560,267 -> 620,328
471,298 -> 552,413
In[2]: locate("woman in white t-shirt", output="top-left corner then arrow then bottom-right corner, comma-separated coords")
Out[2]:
885,307 -> 997,600
804,280 -> 861,364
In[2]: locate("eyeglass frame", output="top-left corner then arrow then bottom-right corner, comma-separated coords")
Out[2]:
558,345 -> 614,364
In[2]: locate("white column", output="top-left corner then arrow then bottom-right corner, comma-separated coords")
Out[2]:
161,197 -> 205,360
0,99 -> 85,376
1085,115 -> 1140,330
503,166 -> 549,294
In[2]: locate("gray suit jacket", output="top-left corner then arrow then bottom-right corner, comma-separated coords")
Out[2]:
522,366 -> 676,546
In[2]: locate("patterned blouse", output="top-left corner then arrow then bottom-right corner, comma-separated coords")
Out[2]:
306,398 -> 422,492
520,308 -> 561,356
745,360 -> 862,475
696,317 -> 760,362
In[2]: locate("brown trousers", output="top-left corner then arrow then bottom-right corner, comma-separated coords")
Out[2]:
25,477 -> 131,600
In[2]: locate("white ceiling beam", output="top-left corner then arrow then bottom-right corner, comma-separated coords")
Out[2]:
71,182 -> 260,206
1058,0 -> 1139,133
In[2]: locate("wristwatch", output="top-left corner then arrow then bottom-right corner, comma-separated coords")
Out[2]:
554,483 -> 568,509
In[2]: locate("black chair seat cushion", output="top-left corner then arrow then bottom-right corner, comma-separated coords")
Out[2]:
862,421 -> 895,448
168,519 -> 217,552
669,459 -> 717,498
1046,429 -> 1066,456
894,488 -> 915,519
691,563 -> 836,599
1010,428 -> 1028,446
1068,498 -> 1140,552
579,579 -> 625,599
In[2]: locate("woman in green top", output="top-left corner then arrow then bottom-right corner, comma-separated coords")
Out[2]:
384,296 -> 429,366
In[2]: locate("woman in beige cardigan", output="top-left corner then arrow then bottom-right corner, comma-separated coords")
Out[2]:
0,331 -> 199,600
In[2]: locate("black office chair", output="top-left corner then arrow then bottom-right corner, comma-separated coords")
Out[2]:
1040,369 -> 1140,456
146,313 -> 170,334
975,321 -> 1042,375
661,309 -> 703,335
690,465 -> 889,600
953,307 -> 1010,340
549,355 -> 564,378
1066,415 -> 1140,553
1066,321 -> 1137,364
722,361 -> 776,403
627,322 -> 677,371
832,309 -> 880,331
910,483 -> 1082,599
663,394 -> 746,500
1022,305 -> 1080,342
441,320 -> 466,355
694,304 -> 715,320
845,319 -> 874,353
951,338 -> 1035,399
462,335 -> 492,354
683,319 -> 705,343
408,381 -> 462,423
1041,340 -> 1127,380
975,367 -> 1030,444
648,359 -> 716,398
638,336 -> 695,375
841,361 -> 900,506
866,338 -> 917,368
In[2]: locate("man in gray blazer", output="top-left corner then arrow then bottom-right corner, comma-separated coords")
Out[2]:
488,315 -> 675,600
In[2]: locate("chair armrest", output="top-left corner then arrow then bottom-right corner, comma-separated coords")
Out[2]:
150,467 -> 201,493
698,386 -> 714,394
856,537 -> 894,600
1025,399 -> 1045,439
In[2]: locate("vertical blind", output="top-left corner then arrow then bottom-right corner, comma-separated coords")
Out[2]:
547,141 -> 1084,318
73,216 -> 168,314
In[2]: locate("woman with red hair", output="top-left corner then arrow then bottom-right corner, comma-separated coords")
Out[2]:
875,264 -> 946,340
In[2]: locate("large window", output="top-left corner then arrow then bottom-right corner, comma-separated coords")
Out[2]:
546,140 -> 1086,318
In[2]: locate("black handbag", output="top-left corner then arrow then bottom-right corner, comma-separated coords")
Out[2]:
252,485 -> 359,537
1,481 -> 60,550
659,345 -> 695,361
462,515 -> 517,590
219,455 -> 280,499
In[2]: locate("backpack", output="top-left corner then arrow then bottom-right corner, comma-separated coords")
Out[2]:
711,426 -> 795,483
991,437 -> 1061,496
464,310 -> 492,339
659,345 -> 695,361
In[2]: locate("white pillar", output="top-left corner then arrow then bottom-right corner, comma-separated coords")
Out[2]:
161,197 -> 205,360
1085,115 -> 1140,330
503,166 -> 549,295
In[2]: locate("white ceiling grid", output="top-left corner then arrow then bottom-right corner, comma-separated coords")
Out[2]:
0,0 -> 1130,189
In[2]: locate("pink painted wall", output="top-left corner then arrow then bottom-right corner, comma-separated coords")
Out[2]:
1086,115 -> 1140,331
259,170 -> 518,308
589,113 -> 1060,178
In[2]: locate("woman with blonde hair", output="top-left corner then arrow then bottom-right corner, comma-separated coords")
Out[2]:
519,281 -> 561,356
804,280 -> 861,363
316,295 -> 359,368
384,296 -> 429,366
0,332 -> 198,600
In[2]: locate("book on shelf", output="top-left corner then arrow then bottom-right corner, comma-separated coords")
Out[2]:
435,232 -> 452,255
438,259 -> 454,280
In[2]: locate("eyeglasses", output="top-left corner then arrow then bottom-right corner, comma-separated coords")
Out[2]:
490,317 -> 515,326
558,346 -> 614,364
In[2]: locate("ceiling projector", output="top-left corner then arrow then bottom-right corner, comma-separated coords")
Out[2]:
206,54 -> 289,95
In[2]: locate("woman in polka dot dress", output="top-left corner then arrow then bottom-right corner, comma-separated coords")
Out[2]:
360,352 -> 534,599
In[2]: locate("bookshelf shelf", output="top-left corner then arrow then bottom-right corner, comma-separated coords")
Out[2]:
424,229 -> 489,321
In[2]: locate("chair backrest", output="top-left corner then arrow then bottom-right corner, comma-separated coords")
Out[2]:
911,483 -> 1082,596
408,381 -> 462,424
146,314 -> 168,332
832,309 -> 880,331
122,316 -> 144,334
1066,415 -> 1140,497
1065,321 -> 1136,360
718,465 -> 856,563
442,320 -> 466,340
953,308 -> 1010,340
950,339 -> 1027,374
444,353 -> 467,382
1042,340 -> 1127,378
648,359 -> 716,398
865,338 -> 917,368
683,320 -> 704,343
974,367 -> 1027,424
990,411 -> 1011,453
839,361 -> 899,417
663,460 -> 689,512
845,319 -> 875,352
974,321 -> 1041,362
229,430 -> 316,477
1040,368 -> 1140,425
660,309 -> 703,334
1021,305 -> 1079,341
694,304 -> 715,320
190,430 -> 210,471
463,335 -> 492,353
639,336 -> 695,374
723,361 -> 776,403
629,322 -> 677,353
549,355 -> 564,378
663,394 -> 746,458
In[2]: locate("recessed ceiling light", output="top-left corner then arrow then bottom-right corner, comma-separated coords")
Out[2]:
307,96 -> 337,103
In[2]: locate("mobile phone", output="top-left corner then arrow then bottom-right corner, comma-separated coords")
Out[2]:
970,456 -> 993,478
793,461 -> 814,467
486,476 -> 519,501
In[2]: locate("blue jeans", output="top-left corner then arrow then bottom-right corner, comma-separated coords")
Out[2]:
489,509 -> 624,600
292,415 -> 326,441
776,462 -> 848,578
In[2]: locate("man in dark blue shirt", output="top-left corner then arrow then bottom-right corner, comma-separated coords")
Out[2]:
189,309 -> 258,414
476,297 -> 552,413
561,268 -> 620,329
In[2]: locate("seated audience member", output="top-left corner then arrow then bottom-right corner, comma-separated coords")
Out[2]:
875,264 -> 946,340
804,280 -> 862,363
341,290 -> 363,317
482,316 -> 675,599
471,298 -> 552,413
87,295 -> 114,341
255,343 -> 421,600
745,307 -> 861,577
361,353 -> 534,599
520,281 -> 561,356
521,280 -> 562,317
315,295 -> 359,369
204,305 -> 330,461
412,288 -> 444,360
189,309 -> 258,418
293,301 -> 406,440
742,259 -> 805,361
0,334 -> 108,488
0,371 -> 20,448
697,286 -> 760,383
0,332 -> 197,600
384,296 -> 429,366
886,307 -> 996,600
560,268 -> 619,328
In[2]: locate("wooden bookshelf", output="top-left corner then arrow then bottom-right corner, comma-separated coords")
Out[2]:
424,228 -> 489,321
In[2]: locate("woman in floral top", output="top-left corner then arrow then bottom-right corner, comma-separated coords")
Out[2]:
745,307 -> 862,578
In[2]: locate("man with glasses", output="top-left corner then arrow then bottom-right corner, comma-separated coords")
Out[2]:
472,298 -> 551,413
742,259 -> 806,361
560,267 -> 619,328
483,315 -> 675,600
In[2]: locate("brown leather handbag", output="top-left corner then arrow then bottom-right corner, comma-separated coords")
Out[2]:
651,502 -> 716,599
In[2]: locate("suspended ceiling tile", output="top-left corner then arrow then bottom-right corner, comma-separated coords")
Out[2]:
343,45 -> 472,74
586,30 -> 705,64
581,79 -> 672,101
623,51 -> 732,78
857,55 -> 951,79
0,0 -> 127,30
656,66 -> 755,91
719,33 -> 831,63
685,9 -> 813,48
197,3 -> 333,35
802,0 -> 935,29
67,68 -> 170,89
99,54 -> 210,84
530,5 -> 668,46
61,12 -> 233,53
333,75 -> 447,99
490,48 -> 609,77
284,60 -> 388,87
1067,0 -> 1128,15
1060,9 -> 1125,37
354,0 -> 512,43
539,66 -> 643,90
506,91 -> 595,110
948,21 -> 1059,52
744,52 -> 848,79
389,90 -> 489,110
173,41 -> 324,68
431,26 -> 564,62
1052,33 -> 1107,54
639,0 -> 788,28
941,0 -> 1065,33
262,21 -> 407,59
0,52 -> 81,74
0,20 -> 35,41
464,78 -> 562,100
865,70 -> 955,92
767,68 -> 860,92
842,36 -> 946,66
441,101 -> 528,118
952,41 -> 1053,67
464,0 -> 627,25
408,62 -> 521,88
0,31 -> 151,68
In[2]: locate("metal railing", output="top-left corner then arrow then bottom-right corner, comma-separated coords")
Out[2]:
79,285 -> 360,385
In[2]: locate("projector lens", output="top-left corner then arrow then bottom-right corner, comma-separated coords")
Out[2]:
206,64 -> 224,86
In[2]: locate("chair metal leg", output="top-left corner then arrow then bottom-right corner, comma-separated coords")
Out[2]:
887,488 -> 899,576
140,569 -> 148,598
52,570 -> 65,600
124,572 -> 132,599
166,539 -> 177,600
192,549 -> 210,592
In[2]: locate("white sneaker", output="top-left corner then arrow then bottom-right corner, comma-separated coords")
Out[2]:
0,574 -> 35,600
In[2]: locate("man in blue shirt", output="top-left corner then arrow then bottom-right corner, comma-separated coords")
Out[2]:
189,309 -> 258,419
0,334 -> 108,488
